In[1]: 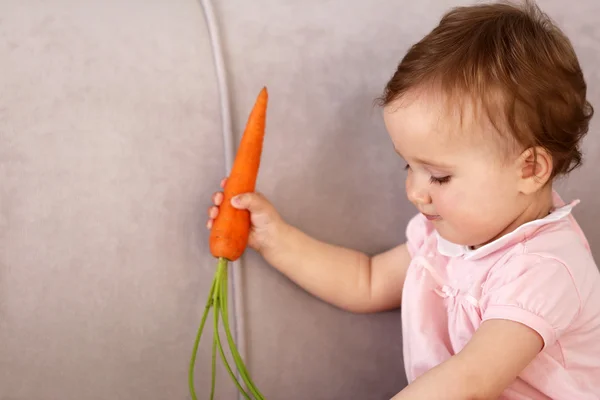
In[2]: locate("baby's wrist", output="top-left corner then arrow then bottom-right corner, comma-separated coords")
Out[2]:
259,219 -> 292,262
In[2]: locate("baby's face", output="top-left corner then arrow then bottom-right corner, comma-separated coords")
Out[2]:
383,91 -> 527,247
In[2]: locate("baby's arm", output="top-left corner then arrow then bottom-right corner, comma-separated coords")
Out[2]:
263,223 -> 411,313
391,319 -> 543,400
209,186 -> 411,313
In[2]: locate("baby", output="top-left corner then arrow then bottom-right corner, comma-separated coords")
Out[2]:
207,1 -> 600,398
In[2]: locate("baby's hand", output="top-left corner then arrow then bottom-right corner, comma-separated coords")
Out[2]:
207,178 -> 284,255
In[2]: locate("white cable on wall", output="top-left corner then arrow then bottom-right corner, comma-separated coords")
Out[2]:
198,1 -> 248,398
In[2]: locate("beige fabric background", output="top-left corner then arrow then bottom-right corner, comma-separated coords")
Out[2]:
1,0 -> 598,399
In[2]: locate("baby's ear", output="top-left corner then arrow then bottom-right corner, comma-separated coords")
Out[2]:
517,146 -> 553,193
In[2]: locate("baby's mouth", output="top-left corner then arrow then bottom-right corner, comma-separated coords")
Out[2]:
422,212 -> 441,221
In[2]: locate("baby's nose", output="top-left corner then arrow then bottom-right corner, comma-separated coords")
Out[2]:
407,185 -> 432,205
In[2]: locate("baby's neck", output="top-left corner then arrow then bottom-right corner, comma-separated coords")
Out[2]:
474,187 -> 554,249
514,186 -> 555,225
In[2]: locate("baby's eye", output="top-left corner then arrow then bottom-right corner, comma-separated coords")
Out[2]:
429,175 -> 451,185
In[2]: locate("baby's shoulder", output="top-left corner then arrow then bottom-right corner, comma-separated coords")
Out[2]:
520,217 -> 596,274
493,217 -> 599,299
479,218 -> 600,343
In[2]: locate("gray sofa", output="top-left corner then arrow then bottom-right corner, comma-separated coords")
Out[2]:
1,0 -> 599,399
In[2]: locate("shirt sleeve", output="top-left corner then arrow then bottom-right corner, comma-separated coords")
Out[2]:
405,213 -> 432,258
480,254 -> 582,348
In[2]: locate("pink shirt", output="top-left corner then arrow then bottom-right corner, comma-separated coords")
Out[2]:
402,192 -> 600,399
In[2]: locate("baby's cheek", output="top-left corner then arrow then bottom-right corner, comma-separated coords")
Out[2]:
438,187 -> 487,231
434,186 -> 465,214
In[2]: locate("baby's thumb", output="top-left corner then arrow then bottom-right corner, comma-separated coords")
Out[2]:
231,192 -> 269,213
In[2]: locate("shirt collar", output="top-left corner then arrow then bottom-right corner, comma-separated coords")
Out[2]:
435,193 -> 579,260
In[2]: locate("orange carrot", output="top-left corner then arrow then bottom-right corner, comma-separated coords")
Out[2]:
189,87 -> 269,400
210,87 -> 268,261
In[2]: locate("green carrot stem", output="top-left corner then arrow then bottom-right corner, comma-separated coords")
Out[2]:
210,262 -> 224,400
189,257 -> 266,400
213,258 -> 252,399
210,325 -> 217,400
219,261 -> 265,400
214,313 -> 252,397
189,273 -> 217,400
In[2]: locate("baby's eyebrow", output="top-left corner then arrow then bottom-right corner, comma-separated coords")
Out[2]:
413,157 -> 453,169
395,148 -> 453,169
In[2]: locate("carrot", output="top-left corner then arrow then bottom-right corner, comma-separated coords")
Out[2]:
189,87 -> 269,400
210,86 -> 268,261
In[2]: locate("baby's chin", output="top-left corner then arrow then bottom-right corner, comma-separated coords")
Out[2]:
435,223 -> 492,248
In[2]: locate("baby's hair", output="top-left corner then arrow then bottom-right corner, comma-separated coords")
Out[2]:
377,0 -> 594,178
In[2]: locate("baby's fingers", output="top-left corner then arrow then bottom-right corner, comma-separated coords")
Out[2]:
206,205 -> 219,229
212,191 -> 224,206
220,177 -> 227,189
207,205 -> 219,219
